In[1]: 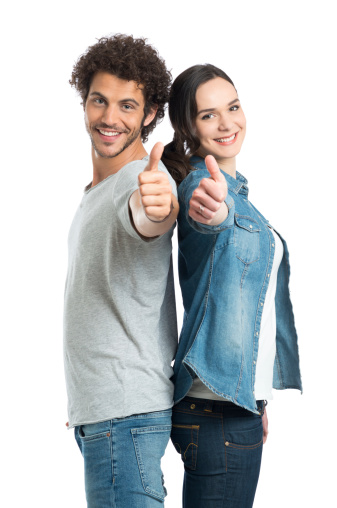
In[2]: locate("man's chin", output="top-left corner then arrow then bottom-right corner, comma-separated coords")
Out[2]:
94,149 -> 120,159
91,141 -> 123,159
89,128 -> 140,159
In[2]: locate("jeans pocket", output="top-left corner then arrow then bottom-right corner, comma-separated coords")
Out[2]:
225,417 -> 263,450
131,424 -> 171,501
78,428 -> 110,442
171,424 -> 200,471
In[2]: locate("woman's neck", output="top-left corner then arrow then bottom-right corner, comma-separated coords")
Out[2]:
195,150 -> 236,179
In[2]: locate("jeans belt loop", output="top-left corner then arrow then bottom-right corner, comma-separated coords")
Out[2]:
204,400 -> 213,413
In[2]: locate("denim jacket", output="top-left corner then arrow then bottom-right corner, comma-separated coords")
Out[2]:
174,156 -> 302,414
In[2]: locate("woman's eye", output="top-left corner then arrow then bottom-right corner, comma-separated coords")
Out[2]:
230,105 -> 239,111
201,113 -> 215,120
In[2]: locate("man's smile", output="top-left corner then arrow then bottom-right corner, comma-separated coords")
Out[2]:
97,129 -> 121,137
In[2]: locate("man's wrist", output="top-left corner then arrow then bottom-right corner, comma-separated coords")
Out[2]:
145,201 -> 174,223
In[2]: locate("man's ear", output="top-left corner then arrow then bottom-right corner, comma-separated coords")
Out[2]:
143,105 -> 158,127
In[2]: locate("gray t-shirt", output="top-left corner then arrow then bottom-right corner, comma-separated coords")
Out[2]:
63,157 -> 178,428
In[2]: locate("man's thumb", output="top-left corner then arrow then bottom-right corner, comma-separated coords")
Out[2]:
144,142 -> 164,171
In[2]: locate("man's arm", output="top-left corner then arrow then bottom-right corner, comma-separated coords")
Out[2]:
129,143 -> 179,238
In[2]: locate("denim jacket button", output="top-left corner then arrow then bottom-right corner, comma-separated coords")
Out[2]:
190,404 -> 196,410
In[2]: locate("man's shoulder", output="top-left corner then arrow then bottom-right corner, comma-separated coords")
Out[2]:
118,156 -> 177,194
122,156 -> 149,171
120,155 -> 167,173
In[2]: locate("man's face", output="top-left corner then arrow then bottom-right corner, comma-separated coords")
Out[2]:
84,72 -> 154,158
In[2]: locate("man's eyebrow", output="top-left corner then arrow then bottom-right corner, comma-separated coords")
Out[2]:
89,91 -> 108,100
197,98 -> 240,115
89,91 -> 140,107
119,98 -> 141,107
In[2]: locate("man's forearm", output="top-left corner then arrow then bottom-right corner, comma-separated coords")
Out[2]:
129,191 -> 179,238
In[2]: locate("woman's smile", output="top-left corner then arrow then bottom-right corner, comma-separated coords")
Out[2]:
213,132 -> 238,145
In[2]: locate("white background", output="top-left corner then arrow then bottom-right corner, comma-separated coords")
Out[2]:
1,1 -> 336,506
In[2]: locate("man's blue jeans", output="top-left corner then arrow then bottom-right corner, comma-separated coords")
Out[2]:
74,409 -> 172,508
171,397 -> 264,507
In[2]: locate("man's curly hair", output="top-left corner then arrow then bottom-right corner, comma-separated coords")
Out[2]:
69,34 -> 171,143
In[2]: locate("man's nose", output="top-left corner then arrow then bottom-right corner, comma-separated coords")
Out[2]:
101,105 -> 118,126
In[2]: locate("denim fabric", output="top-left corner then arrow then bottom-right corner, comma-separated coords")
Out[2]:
174,156 -> 302,413
171,397 -> 264,507
74,409 -> 172,507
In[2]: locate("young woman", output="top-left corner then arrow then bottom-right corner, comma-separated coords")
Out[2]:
162,65 -> 302,508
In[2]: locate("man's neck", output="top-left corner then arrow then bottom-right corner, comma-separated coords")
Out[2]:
91,139 -> 147,187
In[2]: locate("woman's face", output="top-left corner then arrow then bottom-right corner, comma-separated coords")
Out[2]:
194,77 -> 246,162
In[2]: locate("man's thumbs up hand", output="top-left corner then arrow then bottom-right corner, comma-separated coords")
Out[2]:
138,142 -> 172,222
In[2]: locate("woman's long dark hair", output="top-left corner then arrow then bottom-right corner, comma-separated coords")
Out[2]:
162,64 -> 235,185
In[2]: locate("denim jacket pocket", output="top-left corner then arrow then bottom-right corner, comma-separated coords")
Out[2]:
234,214 -> 260,264
171,424 -> 200,470
131,424 -> 171,501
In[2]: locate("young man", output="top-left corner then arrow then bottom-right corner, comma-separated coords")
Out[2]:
63,35 -> 178,507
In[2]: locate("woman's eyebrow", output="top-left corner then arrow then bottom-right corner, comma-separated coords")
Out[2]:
197,98 -> 240,115
228,98 -> 240,106
197,107 -> 216,115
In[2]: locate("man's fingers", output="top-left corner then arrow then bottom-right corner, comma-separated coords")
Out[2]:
142,194 -> 171,207
205,154 -> 223,182
139,182 -> 171,196
144,142 -> 164,172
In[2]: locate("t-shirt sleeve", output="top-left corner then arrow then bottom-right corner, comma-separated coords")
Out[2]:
113,157 -> 178,240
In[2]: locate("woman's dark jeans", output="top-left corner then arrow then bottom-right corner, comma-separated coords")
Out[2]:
171,397 -> 264,508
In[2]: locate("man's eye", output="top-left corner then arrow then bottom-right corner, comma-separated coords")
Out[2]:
95,98 -> 105,104
122,104 -> 133,110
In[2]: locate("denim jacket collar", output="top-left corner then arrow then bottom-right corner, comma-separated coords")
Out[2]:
189,155 -> 249,197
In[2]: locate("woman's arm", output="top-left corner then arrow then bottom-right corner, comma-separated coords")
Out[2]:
188,155 -> 228,226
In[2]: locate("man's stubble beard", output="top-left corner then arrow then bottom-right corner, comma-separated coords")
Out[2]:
86,119 -> 145,159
